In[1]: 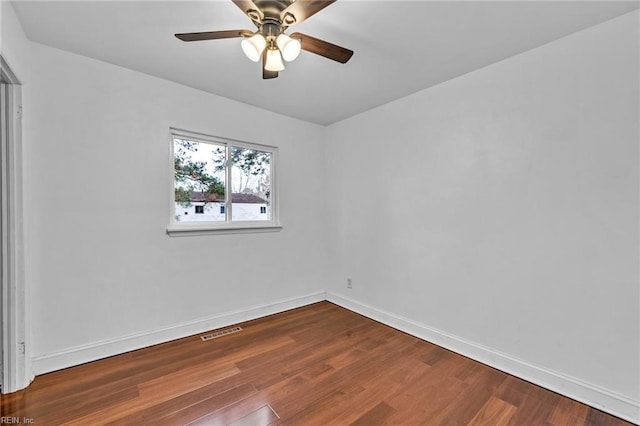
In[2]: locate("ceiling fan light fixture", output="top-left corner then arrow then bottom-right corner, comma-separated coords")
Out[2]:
265,48 -> 285,72
175,0 -> 353,79
276,33 -> 301,62
241,33 -> 266,62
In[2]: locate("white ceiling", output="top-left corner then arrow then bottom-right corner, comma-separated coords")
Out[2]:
11,1 -> 640,125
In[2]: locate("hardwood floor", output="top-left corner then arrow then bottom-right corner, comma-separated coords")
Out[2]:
0,302 -> 633,425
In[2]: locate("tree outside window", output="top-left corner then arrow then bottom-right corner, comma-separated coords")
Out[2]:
172,135 -> 274,224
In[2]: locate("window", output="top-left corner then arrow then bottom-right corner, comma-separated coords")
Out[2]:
168,129 -> 279,235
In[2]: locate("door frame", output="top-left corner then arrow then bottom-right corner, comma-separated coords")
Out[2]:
1,55 -> 29,393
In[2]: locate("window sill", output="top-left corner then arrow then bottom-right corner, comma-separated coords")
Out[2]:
166,222 -> 282,237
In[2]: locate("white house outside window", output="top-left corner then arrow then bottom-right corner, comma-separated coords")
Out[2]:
167,129 -> 280,235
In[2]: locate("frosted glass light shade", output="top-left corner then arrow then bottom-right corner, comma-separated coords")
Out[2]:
241,34 -> 266,62
265,49 -> 285,71
276,34 -> 301,62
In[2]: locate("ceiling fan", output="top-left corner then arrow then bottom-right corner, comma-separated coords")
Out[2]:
175,0 -> 354,79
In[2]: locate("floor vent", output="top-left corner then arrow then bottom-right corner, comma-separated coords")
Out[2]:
201,326 -> 243,341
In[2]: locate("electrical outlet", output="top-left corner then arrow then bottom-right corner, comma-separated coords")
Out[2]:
347,278 -> 352,289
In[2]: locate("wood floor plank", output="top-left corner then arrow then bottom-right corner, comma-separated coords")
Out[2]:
137,360 -> 240,399
586,407 -> 632,426
385,374 -> 468,424
187,392 -> 276,426
278,352 -> 409,425
61,362 -> 241,424
153,383 -> 258,426
227,404 -> 279,426
548,392 -> 589,425
467,396 -> 518,425
28,341 -> 227,404
1,302 -> 634,426
350,401 -> 396,426
33,386 -> 140,425
434,368 -> 508,425
507,384 -> 559,425
106,381 -> 254,425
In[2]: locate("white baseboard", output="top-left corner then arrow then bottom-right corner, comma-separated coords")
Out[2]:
326,292 -> 640,425
32,291 -> 326,376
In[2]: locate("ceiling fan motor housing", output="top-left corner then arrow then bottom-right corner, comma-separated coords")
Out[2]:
253,0 -> 297,39
253,0 -> 296,22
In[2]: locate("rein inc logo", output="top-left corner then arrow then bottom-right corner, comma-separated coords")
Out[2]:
1,418 -> 35,424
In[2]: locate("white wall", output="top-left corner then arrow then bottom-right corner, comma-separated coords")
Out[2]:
326,10 -> 639,421
0,0 -> 31,79
2,0 -> 329,373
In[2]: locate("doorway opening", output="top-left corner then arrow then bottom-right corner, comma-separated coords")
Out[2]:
1,55 -> 27,394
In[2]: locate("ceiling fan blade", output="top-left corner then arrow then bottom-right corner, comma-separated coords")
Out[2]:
290,32 -> 353,63
175,30 -> 252,42
262,53 -> 279,79
232,0 -> 264,25
280,1 -> 335,26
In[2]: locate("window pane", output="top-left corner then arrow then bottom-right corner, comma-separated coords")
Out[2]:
230,146 -> 271,221
173,138 -> 226,222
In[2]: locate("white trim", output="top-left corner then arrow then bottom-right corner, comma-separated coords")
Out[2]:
167,222 -> 282,236
170,128 -> 278,151
225,143 -> 233,221
326,292 -> 640,425
32,292 -> 326,376
0,55 -> 29,394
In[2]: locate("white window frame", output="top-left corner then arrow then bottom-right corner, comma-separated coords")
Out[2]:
166,128 -> 281,236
